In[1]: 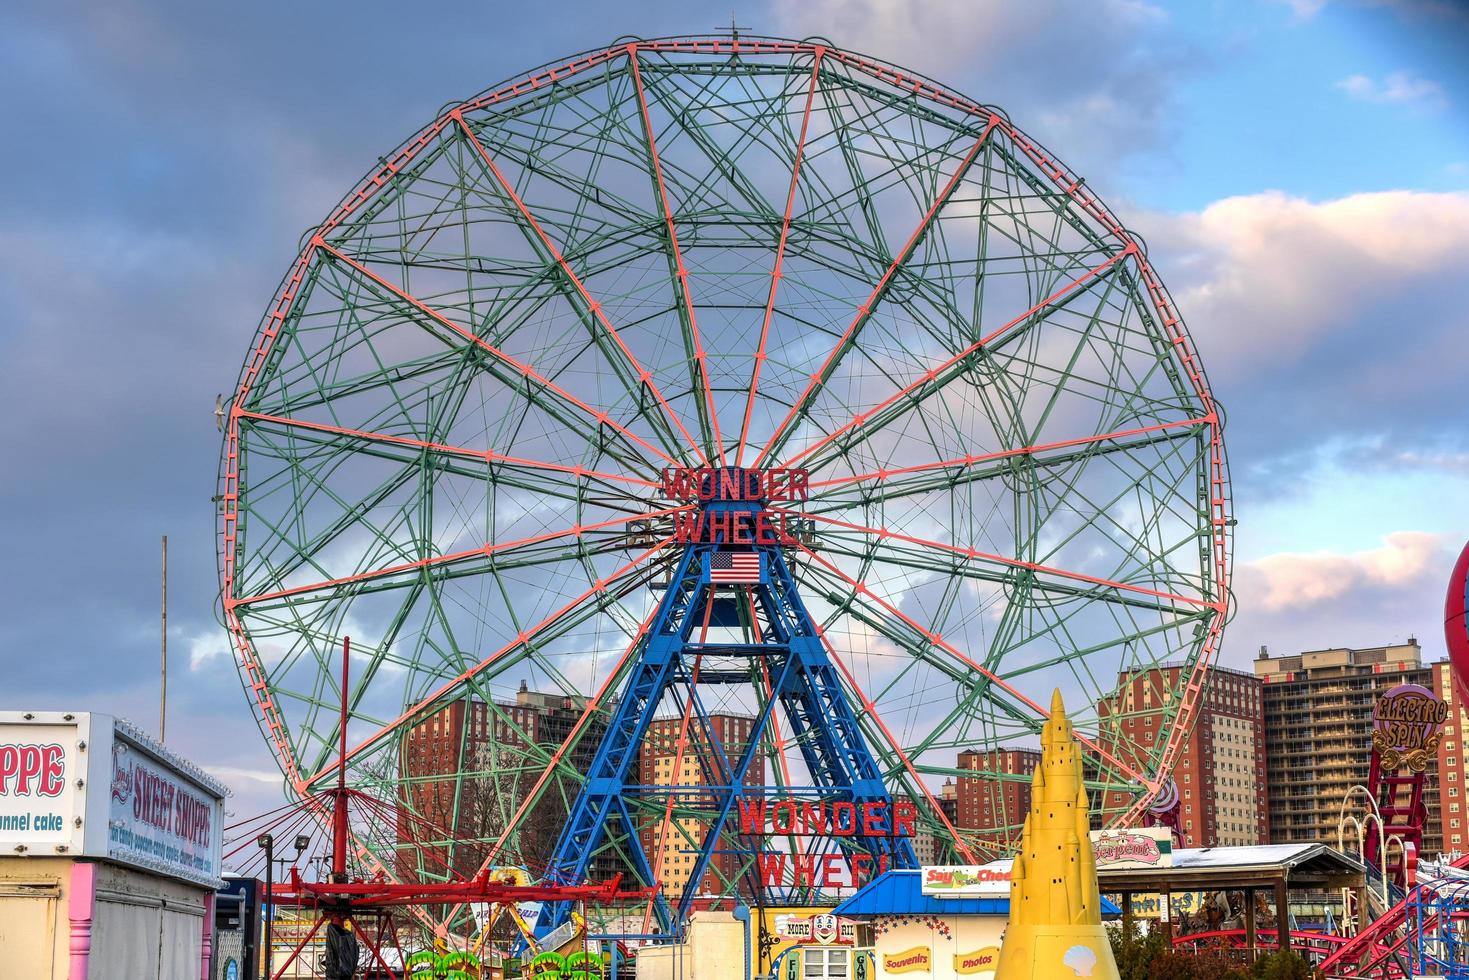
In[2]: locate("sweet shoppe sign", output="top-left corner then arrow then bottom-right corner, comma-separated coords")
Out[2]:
0,711 -> 226,887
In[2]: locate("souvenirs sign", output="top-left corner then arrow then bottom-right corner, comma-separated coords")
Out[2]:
1373,683 -> 1449,772
1088,826 -> 1174,869
882,946 -> 932,974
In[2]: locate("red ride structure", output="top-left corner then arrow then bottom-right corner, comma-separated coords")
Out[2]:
1312,541 -> 1469,979
227,639 -> 636,979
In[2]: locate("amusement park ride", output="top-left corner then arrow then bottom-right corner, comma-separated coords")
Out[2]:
218,31 -> 1242,976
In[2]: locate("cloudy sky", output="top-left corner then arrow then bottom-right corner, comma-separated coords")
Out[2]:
1,0 -> 1466,821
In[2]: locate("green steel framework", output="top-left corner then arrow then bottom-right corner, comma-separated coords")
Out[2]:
217,34 -> 1231,931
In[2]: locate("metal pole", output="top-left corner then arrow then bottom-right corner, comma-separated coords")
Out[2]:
333,637 -> 350,882
261,835 -> 275,980
161,534 -> 168,742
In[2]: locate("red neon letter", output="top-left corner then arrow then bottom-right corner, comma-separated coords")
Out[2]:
894,800 -> 917,838
738,799 -> 766,835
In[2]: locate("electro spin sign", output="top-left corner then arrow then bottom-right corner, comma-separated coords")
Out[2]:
1372,683 -> 1450,773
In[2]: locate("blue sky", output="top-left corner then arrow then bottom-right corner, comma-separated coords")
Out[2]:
1,0 -> 1466,818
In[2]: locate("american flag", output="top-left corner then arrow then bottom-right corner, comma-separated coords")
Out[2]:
710,550 -> 763,584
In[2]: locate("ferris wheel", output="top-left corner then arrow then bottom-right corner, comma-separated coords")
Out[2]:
219,34 -> 1230,928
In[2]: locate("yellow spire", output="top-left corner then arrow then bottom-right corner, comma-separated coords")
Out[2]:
994,689 -> 1119,980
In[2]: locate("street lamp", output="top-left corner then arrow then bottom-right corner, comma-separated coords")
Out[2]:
257,834 -> 274,980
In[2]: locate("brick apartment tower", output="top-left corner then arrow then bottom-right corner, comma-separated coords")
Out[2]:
397,683 -> 609,881
1101,664 -> 1268,847
1255,640 -> 1442,854
956,748 -> 1041,860
638,714 -> 764,901
1433,660 -> 1469,855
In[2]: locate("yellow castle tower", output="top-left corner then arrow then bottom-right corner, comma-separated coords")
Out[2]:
994,690 -> 1119,980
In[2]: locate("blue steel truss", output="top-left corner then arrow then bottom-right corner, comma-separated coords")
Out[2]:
535,489 -> 918,939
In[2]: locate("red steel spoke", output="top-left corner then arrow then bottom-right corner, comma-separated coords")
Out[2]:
787,537 -> 1158,791
754,120 -> 999,467
735,50 -> 824,468
315,239 -> 677,469
628,46 -> 725,467
776,244 -> 1138,472
771,506 -> 1219,612
230,505 -> 690,610
806,415 -> 1214,494
303,535 -> 678,789
644,587 -> 716,931
451,111 -> 710,467
804,621 -> 979,864
239,409 -> 660,491
437,600 -> 666,924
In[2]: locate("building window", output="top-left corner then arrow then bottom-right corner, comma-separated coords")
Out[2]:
804,948 -> 850,978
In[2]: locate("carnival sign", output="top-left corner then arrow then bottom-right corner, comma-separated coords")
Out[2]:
775,912 -> 857,945
1373,683 -> 1449,772
107,739 -> 219,882
0,721 -> 81,852
0,711 -> 226,887
1089,827 -> 1174,869
953,946 -> 1000,975
921,864 -> 1011,897
882,946 -> 932,974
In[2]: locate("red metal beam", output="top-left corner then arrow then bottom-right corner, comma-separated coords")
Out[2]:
754,119 -> 999,467
785,536 -> 1156,791
451,110 -> 710,467
736,50 -> 824,468
810,619 -> 980,864
230,504 -> 689,610
770,506 -> 1220,612
628,45 -> 725,467
300,535 -> 677,789
774,244 -> 1137,472
239,409 -> 660,491
316,239 -> 678,469
805,415 -> 1214,494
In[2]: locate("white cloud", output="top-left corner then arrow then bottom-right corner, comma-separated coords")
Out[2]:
765,0 -> 1184,172
187,627 -> 231,671
768,0 -> 1163,73
202,765 -> 280,788
1277,0 -> 1329,17
1336,71 -> 1448,110
1139,189 -> 1469,372
1236,531 -> 1444,612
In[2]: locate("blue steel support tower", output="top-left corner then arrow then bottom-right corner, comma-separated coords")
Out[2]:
535,467 -> 918,939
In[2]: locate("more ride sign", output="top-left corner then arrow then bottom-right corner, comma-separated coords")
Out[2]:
0,711 -> 227,888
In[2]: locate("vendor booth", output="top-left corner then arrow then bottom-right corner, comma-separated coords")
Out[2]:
833,869 -> 1120,979
0,711 -> 227,979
